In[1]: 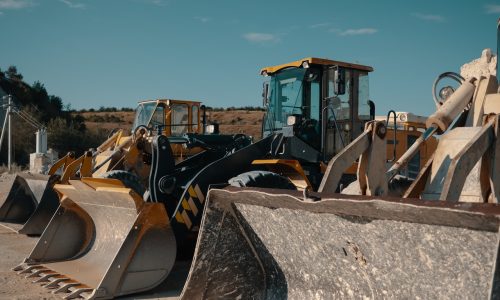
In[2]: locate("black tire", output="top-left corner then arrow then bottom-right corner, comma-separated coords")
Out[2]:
101,170 -> 146,197
228,171 -> 296,190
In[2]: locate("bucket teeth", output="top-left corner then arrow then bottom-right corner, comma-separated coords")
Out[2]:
26,268 -> 51,278
18,265 -> 42,274
12,264 -> 25,271
14,261 -> 95,298
53,282 -> 81,294
44,278 -> 70,289
64,288 -> 93,300
33,273 -> 59,283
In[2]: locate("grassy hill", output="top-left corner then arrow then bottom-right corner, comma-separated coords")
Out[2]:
78,109 -> 265,140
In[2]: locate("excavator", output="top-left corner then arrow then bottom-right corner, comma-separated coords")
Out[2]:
12,56 -> 436,299
0,99 -> 232,235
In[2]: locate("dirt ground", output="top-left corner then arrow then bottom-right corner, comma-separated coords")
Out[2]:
0,223 -> 58,300
0,223 -> 186,300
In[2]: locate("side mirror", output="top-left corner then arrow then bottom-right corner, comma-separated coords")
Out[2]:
332,66 -> 346,95
262,82 -> 269,106
368,100 -> 375,121
206,122 -> 220,134
205,124 -> 215,134
201,105 -> 208,133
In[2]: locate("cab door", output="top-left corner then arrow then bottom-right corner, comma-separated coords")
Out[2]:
323,67 -> 353,160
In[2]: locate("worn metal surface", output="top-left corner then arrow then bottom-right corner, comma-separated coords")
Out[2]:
183,188 -> 500,299
18,174 -> 60,235
488,115 -> 500,203
466,75 -> 498,126
15,181 -> 176,299
357,122 -> 387,196
0,172 -> 48,223
423,127 -> 491,201
441,122 -> 495,201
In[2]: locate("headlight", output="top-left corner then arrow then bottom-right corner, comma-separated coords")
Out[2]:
399,113 -> 408,122
287,115 -> 297,126
439,86 -> 455,102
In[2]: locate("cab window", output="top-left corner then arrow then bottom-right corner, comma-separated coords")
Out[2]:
327,69 -> 351,120
358,72 -> 370,120
192,105 -> 199,132
171,104 -> 189,135
149,105 -> 165,128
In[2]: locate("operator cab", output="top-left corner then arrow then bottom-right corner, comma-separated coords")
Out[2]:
132,99 -> 202,136
261,57 -> 374,162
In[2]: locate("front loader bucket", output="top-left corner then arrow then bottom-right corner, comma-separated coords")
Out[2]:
183,188 -> 500,299
15,180 -> 176,299
18,174 -> 60,235
0,172 -> 50,223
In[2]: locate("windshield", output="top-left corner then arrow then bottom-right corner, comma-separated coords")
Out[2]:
132,102 -> 157,130
264,68 -> 306,132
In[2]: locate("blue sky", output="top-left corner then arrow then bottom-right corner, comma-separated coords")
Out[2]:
0,0 -> 499,116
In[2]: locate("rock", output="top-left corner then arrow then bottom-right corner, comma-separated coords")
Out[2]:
460,48 -> 497,80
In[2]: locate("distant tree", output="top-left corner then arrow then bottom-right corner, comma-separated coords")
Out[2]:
72,114 -> 86,132
49,95 -> 63,112
6,66 -> 23,81
0,66 -> 111,165
32,81 -> 47,95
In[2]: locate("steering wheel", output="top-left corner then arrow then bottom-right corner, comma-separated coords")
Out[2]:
432,72 -> 464,107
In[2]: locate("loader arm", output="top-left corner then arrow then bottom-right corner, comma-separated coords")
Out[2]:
150,134 -> 280,242
47,152 -> 76,176
318,121 -> 387,196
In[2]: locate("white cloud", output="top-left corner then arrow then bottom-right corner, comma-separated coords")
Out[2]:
146,0 -> 167,6
194,16 -> 210,23
484,4 -> 500,14
331,28 -> 378,36
309,22 -> 331,29
412,12 -> 445,22
59,0 -> 84,9
243,32 -> 279,43
0,0 -> 34,9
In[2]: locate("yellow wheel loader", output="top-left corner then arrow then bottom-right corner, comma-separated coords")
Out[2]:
183,21 -> 500,299
0,99 -> 213,236
12,57 -> 436,299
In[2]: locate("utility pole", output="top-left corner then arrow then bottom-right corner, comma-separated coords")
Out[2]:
0,95 -> 13,171
7,95 -> 12,171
